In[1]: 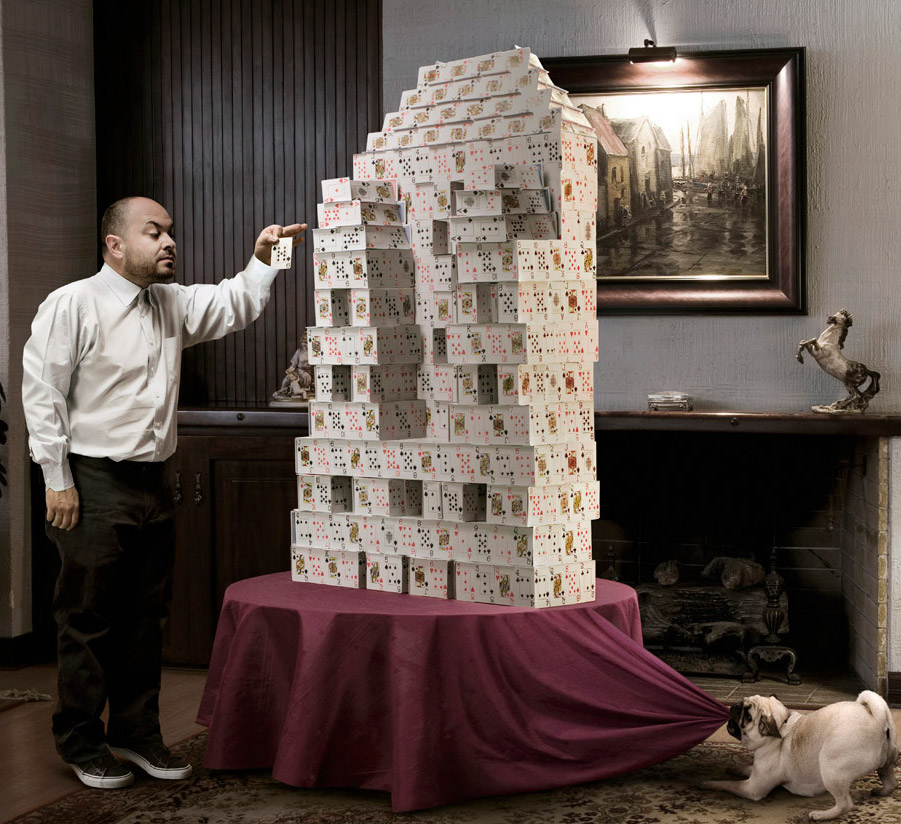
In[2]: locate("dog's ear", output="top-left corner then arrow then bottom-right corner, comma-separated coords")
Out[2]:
758,712 -> 782,738
767,695 -> 791,733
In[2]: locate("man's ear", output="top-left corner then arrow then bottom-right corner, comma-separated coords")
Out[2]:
105,234 -> 125,260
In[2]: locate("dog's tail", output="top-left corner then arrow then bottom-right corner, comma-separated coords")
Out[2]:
857,690 -> 897,748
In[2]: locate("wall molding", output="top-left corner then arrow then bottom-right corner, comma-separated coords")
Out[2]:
0,632 -> 54,669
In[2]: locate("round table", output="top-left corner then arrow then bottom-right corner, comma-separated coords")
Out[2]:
197,572 -> 727,811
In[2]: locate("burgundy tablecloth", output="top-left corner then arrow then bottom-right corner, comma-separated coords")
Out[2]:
197,572 -> 728,811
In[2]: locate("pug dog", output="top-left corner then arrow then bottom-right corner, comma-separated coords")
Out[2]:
703,691 -> 898,820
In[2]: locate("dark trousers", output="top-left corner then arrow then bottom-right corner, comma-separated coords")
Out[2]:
47,454 -> 175,764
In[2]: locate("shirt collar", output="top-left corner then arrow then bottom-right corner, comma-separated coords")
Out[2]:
98,263 -> 143,307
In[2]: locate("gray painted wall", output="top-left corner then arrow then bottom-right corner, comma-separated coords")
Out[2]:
383,0 -> 900,412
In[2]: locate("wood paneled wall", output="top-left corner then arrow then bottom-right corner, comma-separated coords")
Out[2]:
1,0 -> 97,642
94,0 -> 382,405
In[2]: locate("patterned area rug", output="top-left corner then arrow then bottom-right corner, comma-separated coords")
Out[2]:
0,688 -> 52,714
10,731 -> 901,824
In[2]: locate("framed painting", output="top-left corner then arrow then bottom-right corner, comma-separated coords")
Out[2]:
543,48 -> 806,314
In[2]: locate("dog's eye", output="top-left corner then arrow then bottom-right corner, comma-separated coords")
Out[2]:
743,708 -> 752,723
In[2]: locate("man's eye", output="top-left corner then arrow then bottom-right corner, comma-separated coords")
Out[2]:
149,232 -> 159,239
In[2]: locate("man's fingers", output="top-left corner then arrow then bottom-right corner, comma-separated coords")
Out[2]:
48,509 -> 68,530
263,223 -> 307,242
48,507 -> 76,530
63,508 -> 79,531
275,223 -> 307,245
57,508 -> 79,531
46,487 -> 80,530
254,223 -> 307,265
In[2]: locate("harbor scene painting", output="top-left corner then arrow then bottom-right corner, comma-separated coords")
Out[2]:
576,87 -> 769,281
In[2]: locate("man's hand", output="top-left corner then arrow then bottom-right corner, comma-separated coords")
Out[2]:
46,486 -> 79,531
254,223 -> 308,265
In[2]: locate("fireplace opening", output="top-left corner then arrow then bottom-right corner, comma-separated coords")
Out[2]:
593,431 -> 885,691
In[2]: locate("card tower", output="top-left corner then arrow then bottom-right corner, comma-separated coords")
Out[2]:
292,47 -> 599,607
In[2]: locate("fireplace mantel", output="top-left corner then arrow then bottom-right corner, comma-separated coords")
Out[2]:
180,407 -> 901,438
594,411 -> 901,437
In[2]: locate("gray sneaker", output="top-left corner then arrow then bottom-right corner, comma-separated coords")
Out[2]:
70,752 -> 135,789
109,742 -> 192,780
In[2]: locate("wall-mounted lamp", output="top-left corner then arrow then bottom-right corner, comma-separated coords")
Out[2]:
628,39 -> 677,64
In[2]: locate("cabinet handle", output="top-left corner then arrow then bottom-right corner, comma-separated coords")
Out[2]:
194,472 -> 204,506
174,471 -> 183,505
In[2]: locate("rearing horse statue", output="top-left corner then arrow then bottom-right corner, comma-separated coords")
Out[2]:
797,309 -> 881,413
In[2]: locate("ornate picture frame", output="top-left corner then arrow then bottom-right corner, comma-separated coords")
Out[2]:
543,48 -> 806,314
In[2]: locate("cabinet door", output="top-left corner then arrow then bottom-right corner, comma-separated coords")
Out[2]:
162,433 -> 299,667
163,437 -> 214,666
212,457 -> 298,616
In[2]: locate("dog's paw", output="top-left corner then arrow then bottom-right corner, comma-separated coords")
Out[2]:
871,785 -> 897,797
810,806 -> 852,821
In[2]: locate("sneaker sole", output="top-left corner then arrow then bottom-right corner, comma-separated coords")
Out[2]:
109,746 -> 193,780
71,763 -> 134,789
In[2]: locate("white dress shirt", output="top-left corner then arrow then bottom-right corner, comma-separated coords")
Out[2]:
23,256 -> 278,491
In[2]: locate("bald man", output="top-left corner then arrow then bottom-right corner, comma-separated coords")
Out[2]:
23,197 -> 306,789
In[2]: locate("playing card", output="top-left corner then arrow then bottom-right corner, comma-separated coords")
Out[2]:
321,177 -> 398,203
365,553 -> 409,593
313,249 -> 415,289
408,559 -> 455,600
272,236 -> 293,269
317,200 -> 405,229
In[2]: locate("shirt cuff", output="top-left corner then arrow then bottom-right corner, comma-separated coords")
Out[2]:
246,253 -> 279,287
43,461 -> 74,492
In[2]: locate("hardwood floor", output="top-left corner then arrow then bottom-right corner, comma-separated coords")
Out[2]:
0,665 -> 208,823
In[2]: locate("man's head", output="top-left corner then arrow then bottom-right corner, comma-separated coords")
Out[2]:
101,197 -> 177,287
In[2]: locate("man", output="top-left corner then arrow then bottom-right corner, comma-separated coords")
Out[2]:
22,197 -> 306,789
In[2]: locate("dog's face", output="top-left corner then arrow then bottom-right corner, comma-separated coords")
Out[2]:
727,695 -> 791,751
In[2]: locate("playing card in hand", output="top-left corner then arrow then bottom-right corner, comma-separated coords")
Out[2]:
272,236 -> 293,269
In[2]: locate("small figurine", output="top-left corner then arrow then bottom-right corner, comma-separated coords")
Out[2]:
796,309 -> 881,414
271,339 -> 314,404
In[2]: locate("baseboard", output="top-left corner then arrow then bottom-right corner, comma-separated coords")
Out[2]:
0,631 -> 54,669
888,672 -> 901,707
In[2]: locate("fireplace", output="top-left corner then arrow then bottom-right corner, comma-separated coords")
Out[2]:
592,416 -> 892,696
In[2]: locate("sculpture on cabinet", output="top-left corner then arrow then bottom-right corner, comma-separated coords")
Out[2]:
271,339 -> 315,404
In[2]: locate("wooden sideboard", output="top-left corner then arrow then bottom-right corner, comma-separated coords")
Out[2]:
161,407 -> 307,666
